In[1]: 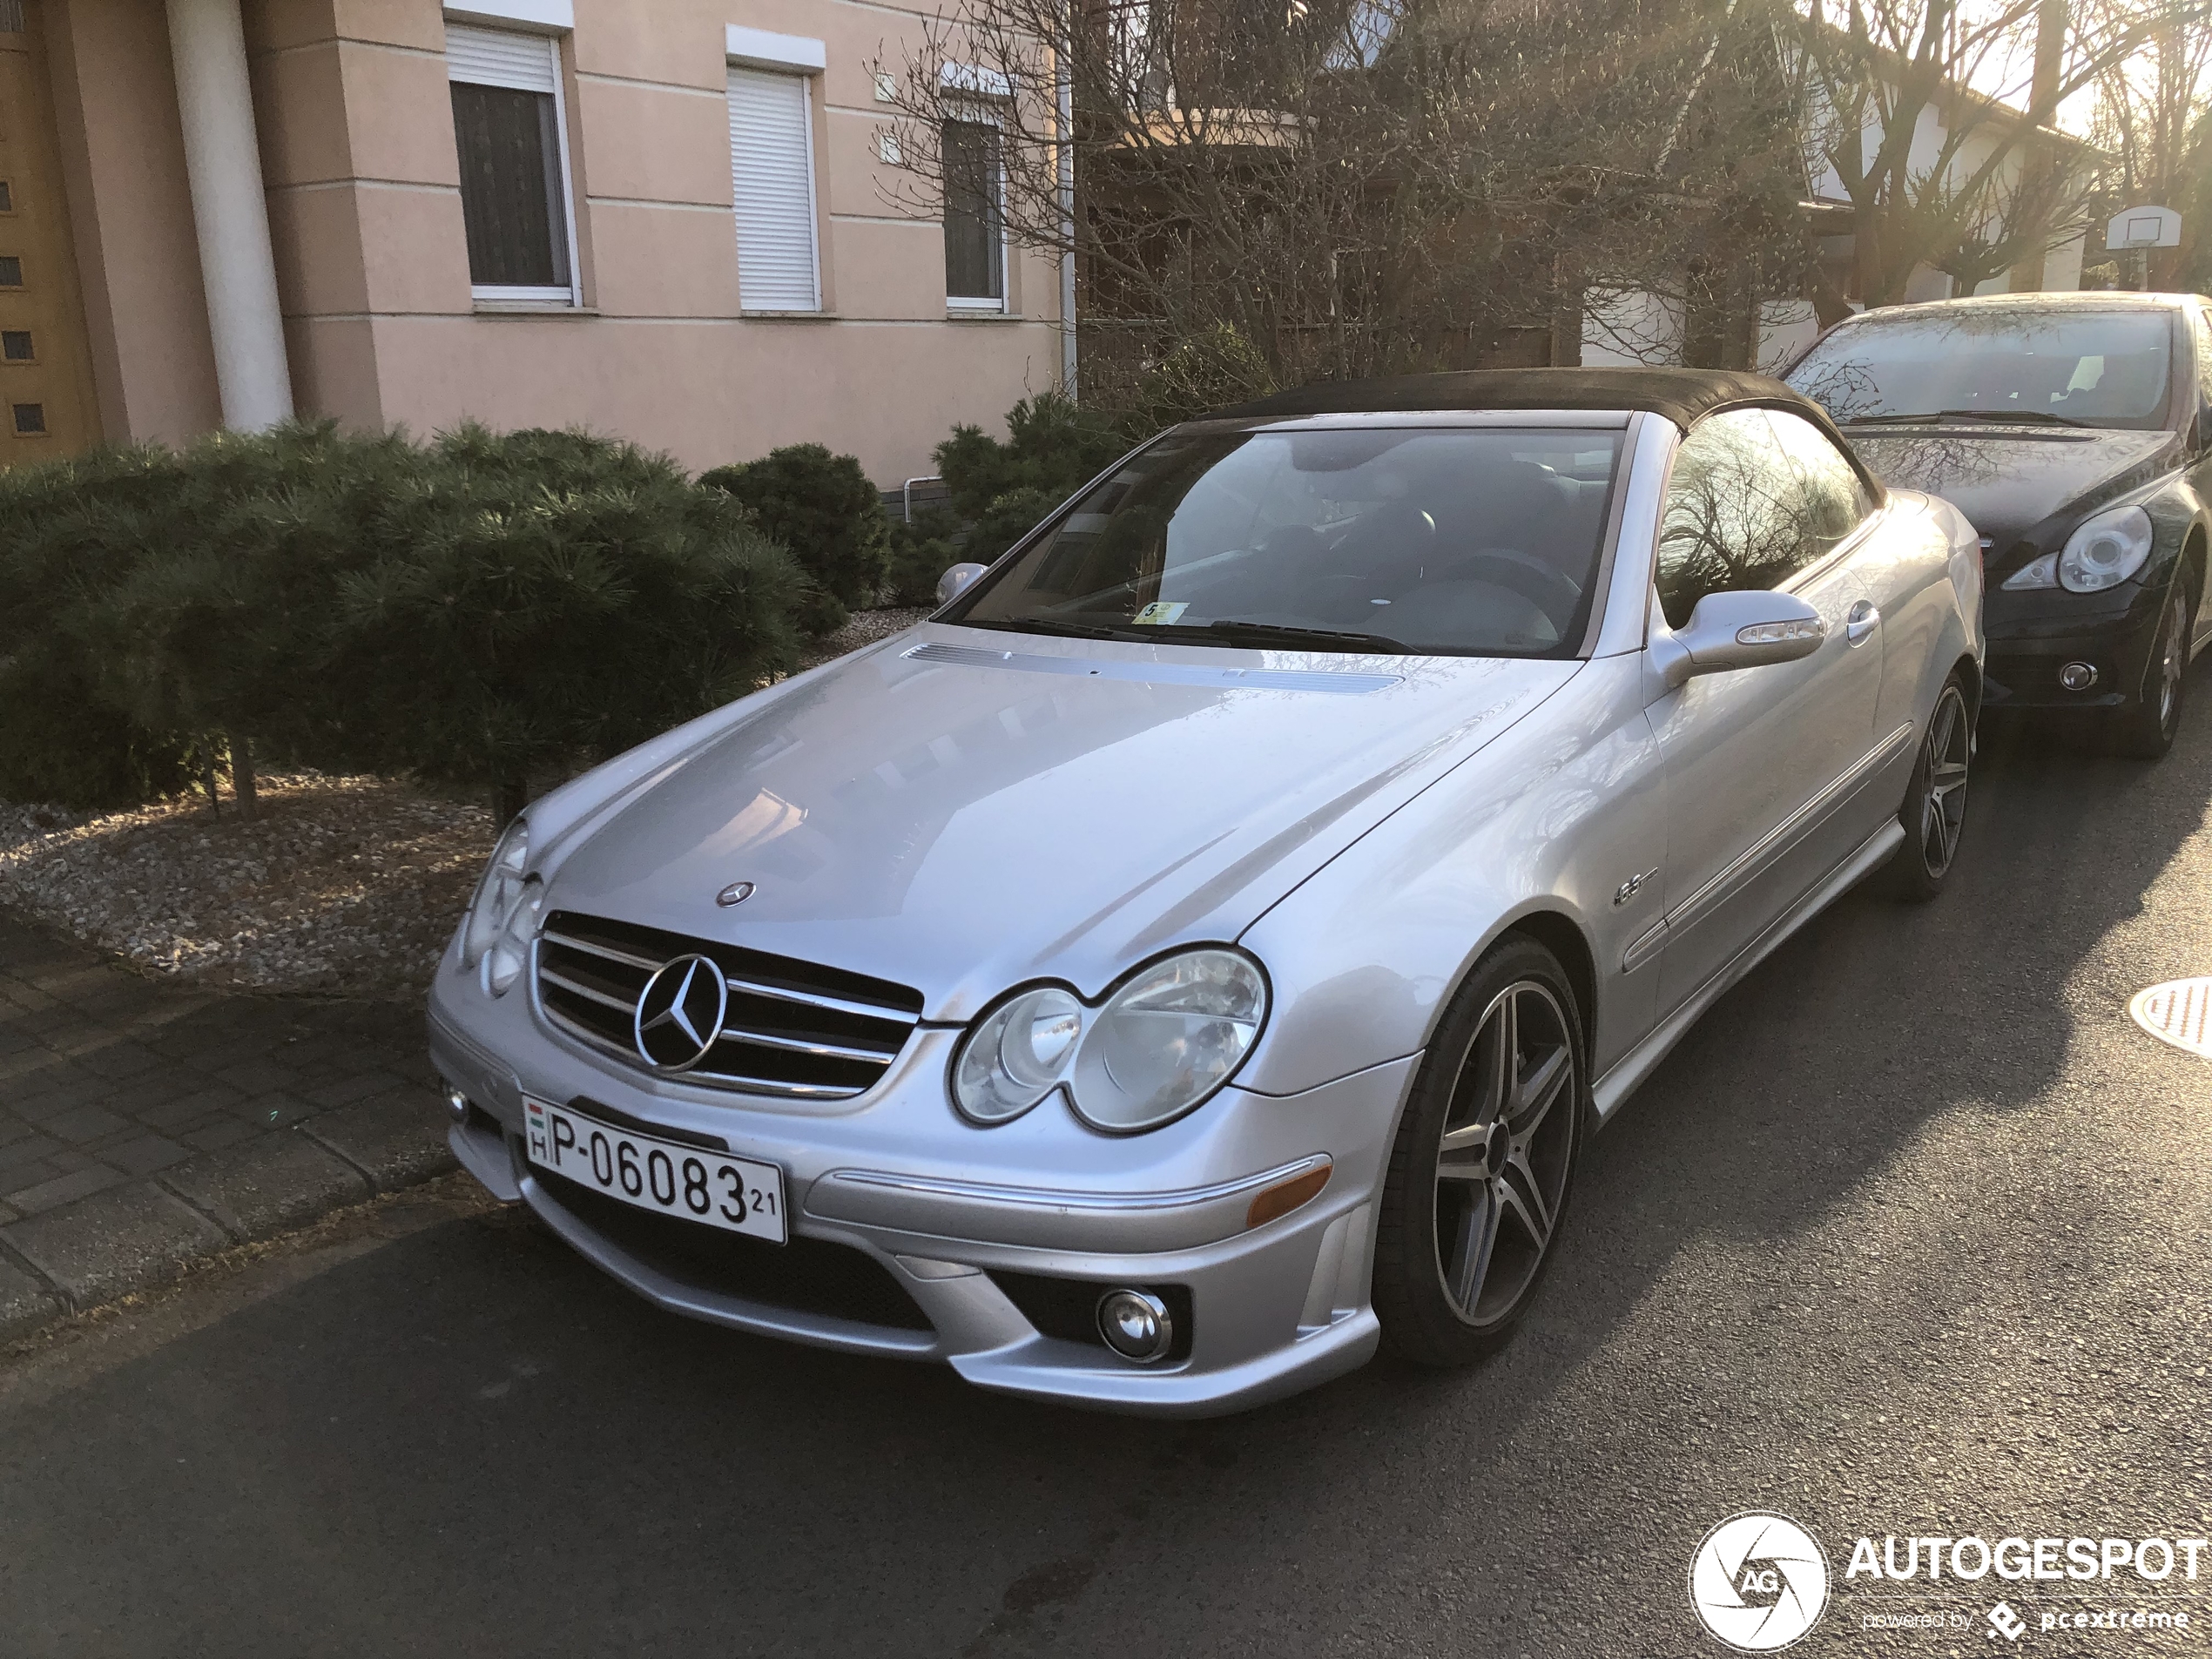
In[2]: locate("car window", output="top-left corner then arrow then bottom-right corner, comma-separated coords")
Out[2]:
946,427 -> 1623,658
1785,307 -> 2175,431
1764,408 -> 1871,560
1655,408 -> 1825,631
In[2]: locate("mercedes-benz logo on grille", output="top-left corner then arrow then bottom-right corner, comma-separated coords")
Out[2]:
632,954 -> 728,1071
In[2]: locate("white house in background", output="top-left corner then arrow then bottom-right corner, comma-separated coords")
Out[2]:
1582,54 -> 2095,374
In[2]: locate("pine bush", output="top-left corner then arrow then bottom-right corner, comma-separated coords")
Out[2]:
699,443 -> 890,627
0,422 -> 806,816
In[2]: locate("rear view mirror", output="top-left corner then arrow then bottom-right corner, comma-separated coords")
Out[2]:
1656,590 -> 1826,690
936,562 -> 988,605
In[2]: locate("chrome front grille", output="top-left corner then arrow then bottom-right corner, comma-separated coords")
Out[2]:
535,911 -> 924,1099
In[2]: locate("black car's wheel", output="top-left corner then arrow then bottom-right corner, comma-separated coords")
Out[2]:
1373,936 -> 1584,1367
1884,674 -> 1972,902
2107,578 -> 2195,759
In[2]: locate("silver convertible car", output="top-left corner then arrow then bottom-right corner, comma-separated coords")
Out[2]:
431,368 -> 1984,1415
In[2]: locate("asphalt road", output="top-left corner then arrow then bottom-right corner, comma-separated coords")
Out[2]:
3,684 -> 2210,1658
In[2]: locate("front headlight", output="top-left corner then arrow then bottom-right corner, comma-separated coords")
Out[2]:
461,819 -> 533,991
2058,505 -> 2155,593
950,948 -> 1269,1133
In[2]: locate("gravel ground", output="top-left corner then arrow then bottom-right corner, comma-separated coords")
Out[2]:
0,610 -> 934,1001
0,779 -> 493,1001
796,605 -> 931,671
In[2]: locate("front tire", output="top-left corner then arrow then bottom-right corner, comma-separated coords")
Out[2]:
1884,674 -> 1972,902
2106,578 -> 2195,760
1373,937 -> 1585,1367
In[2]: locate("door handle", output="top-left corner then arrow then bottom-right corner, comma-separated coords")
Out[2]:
1845,600 -> 1879,644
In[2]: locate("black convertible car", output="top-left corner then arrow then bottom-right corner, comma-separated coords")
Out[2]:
1787,291 -> 2211,757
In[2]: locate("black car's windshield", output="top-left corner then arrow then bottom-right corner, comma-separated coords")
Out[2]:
944,427 -> 1622,658
1786,308 -> 2175,432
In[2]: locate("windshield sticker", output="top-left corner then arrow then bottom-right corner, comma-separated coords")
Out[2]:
1133,601 -> 1190,625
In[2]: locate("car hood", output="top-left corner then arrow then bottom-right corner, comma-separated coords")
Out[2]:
1847,427 -> 2177,548
540,623 -> 1578,1020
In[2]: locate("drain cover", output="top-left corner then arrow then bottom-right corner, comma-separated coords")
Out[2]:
2129,978 -> 2212,1058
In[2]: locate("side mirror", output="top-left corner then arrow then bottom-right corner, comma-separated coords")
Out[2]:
936,562 -> 988,606
1656,590 -> 1826,691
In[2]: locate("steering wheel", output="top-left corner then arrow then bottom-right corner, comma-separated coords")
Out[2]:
1432,549 -> 1585,627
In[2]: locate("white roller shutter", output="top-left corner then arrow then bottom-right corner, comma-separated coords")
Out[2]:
728,66 -> 821,312
446,23 -> 559,92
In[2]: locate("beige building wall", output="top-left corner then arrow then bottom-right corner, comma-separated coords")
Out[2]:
31,0 -> 1058,480
233,0 -> 1062,482
44,0 -> 221,443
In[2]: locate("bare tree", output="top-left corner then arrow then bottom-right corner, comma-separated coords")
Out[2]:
872,0 -> 1817,401
1797,0 -> 2168,307
2083,0 -> 2212,286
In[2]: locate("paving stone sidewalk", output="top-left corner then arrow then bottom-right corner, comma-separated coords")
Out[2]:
0,910 -> 452,1341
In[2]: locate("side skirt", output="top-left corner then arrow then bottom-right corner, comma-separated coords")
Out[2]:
1588,817 -> 1907,1126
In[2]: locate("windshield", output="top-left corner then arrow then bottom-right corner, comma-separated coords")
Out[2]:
943,427 -> 1623,658
1785,308 -> 2175,431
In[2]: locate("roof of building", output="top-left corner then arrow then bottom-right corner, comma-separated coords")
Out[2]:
1213,367 -> 1831,432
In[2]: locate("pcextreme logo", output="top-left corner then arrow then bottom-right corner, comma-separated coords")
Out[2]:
1689,1512 -> 1832,1652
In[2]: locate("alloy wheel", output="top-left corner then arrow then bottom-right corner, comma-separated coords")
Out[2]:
2155,586 -> 2188,731
1432,980 -> 1576,1328
1919,684 -> 1970,877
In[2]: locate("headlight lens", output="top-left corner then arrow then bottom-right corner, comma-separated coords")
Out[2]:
461,819 -> 531,979
953,987 -> 1085,1123
484,875 -> 542,996
1072,950 -> 1268,1132
950,948 -> 1269,1133
2058,505 -> 2155,593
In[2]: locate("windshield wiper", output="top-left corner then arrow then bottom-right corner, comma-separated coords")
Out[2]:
1843,408 -> 2089,428
1164,618 -> 1413,652
960,617 -> 1155,643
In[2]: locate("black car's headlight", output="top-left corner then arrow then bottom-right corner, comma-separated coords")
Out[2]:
2000,504 -> 2155,594
459,819 -> 540,995
952,948 -> 1269,1133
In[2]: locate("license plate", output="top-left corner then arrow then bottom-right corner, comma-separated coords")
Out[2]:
523,1097 -> 786,1244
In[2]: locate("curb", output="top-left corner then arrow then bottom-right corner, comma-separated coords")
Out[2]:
0,1092 -> 456,1344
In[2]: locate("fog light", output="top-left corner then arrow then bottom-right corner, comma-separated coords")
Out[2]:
442,1082 -> 470,1124
2058,661 -> 2098,691
1096,1289 -> 1174,1364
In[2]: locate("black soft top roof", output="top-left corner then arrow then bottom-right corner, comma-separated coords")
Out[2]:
1213,367 -> 1831,433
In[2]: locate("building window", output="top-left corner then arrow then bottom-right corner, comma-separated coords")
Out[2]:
0,180 -> 14,213
13,402 -> 45,435
0,256 -> 21,287
942,117 -> 1005,309
446,24 -> 577,303
2,330 -> 30,361
727,65 -> 821,313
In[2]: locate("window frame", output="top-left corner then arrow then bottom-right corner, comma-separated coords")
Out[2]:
447,24 -> 581,307
941,99 -> 1009,314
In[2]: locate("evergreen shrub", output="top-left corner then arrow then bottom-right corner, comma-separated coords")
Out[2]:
699,443 -> 890,632
0,422 -> 805,816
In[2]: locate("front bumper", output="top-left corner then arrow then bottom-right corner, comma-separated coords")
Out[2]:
1979,583 -> 2166,711
430,965 -> 1412,1417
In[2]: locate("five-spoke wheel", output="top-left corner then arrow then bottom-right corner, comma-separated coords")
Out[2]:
1887,674 -> 1973,902
1375,937 -> 1584,1365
